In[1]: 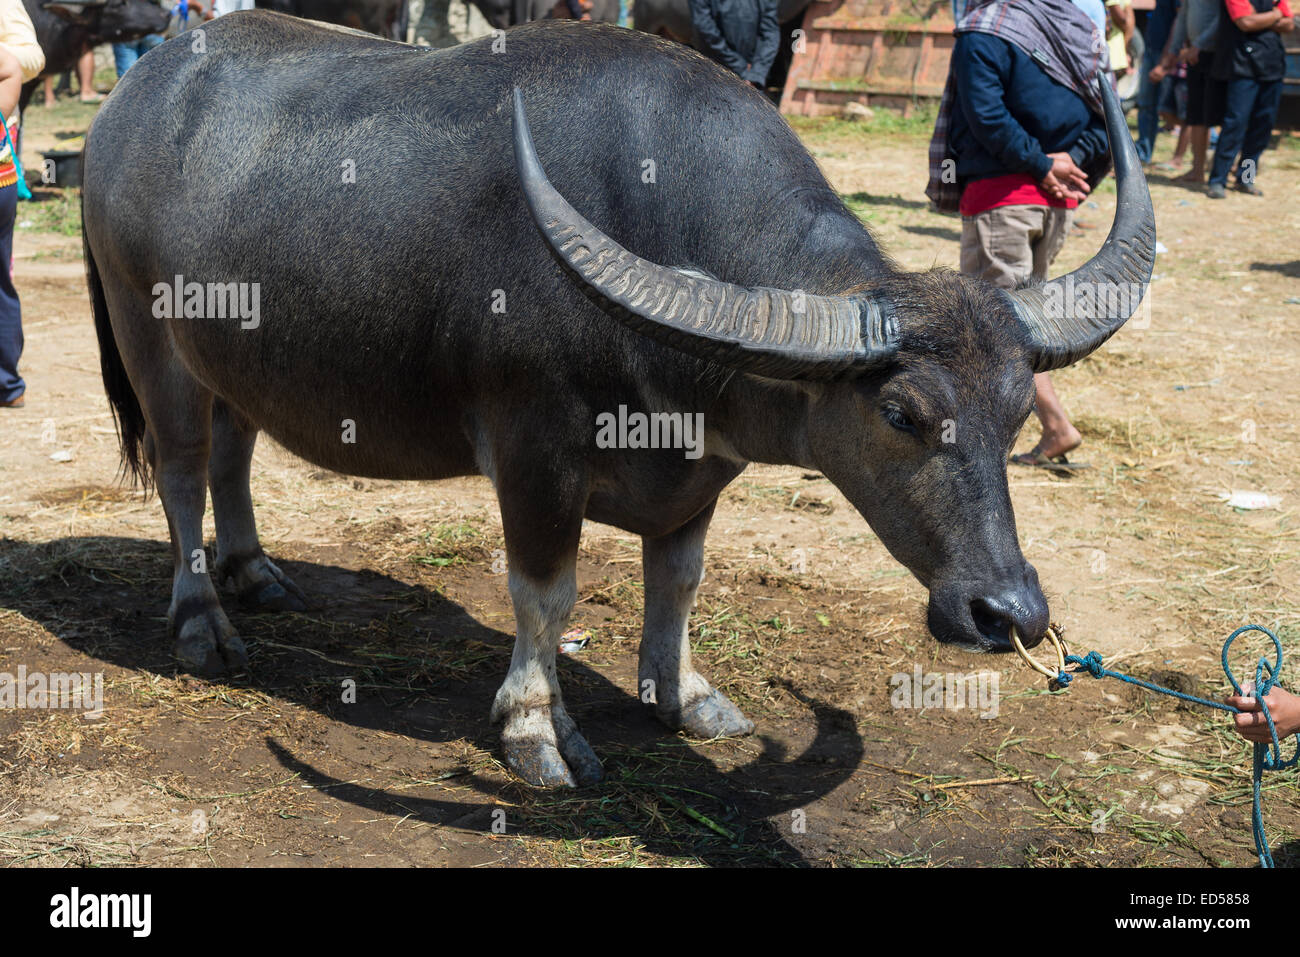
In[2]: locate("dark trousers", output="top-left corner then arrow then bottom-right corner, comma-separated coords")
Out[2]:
1209,77 -> 1284,188
0,183 -> 21,403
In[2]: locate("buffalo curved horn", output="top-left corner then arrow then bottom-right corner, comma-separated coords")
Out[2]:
1008,75 -> 1156,373
511,88 -> 899,381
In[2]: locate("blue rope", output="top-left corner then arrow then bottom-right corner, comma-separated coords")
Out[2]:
1053,625 -> 1299,867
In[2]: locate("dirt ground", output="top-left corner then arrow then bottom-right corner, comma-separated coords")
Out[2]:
1,90 -> 1298,868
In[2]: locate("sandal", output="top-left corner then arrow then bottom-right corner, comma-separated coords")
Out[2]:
1009,451 -> 1091,475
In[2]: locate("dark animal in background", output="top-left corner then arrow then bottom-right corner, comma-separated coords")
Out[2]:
82,13 -> 1153,787
257,0 -> 409,40
258,0 -> 614,39
22,0 -> 170,110
468,0 -> 617,30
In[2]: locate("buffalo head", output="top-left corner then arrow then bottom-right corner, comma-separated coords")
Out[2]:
511,80 -> 1154,653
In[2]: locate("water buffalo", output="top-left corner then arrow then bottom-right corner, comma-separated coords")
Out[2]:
257,0 -> 611,39
468,0 -> 617,30
24,0 -> 171,107
257,0 -> 409,39
82,12 -> 1153,786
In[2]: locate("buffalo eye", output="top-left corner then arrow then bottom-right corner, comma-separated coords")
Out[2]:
881,404 -> 918,436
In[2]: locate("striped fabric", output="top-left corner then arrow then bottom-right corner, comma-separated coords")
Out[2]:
0,117 -> 17,189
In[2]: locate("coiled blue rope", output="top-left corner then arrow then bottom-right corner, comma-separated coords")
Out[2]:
1054,624 -> 1299,867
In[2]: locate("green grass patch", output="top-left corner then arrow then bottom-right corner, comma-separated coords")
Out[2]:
17,190 -> 82,238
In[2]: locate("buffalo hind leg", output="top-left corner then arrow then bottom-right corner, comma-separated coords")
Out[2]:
640,502 -> 753,738
208,399 -> 306,612
144,386 -> 247,676
489,466 -> 602,787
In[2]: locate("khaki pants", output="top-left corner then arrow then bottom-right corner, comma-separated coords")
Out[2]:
959,204 -> 1074,291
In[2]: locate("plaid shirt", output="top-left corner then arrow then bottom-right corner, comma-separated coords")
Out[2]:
926,0 -> 1110,212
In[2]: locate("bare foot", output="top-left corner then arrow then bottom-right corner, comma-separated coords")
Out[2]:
1175,169 -> 1204,183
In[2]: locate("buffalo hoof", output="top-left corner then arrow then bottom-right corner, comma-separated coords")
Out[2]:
668,689 -> 755,739
171,604 -> 247,676
219,554 -> 308,613
498,706 -> 603,788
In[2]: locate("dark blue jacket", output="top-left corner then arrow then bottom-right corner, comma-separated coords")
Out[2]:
689,0 -> 780,85
949,31 -> 1110,185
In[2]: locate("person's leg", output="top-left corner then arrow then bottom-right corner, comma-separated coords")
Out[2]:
1026,207 -> 1081,459
407,0 -> 424,41
1156,74 -> 1178,129
1195,66 -> 1227,182
1135,82 -> 1156,162
1234,78 -> 1282,191
1134,28 -> 1163,162
1176,126 -> 1209,180
1175,66 -> 1208,180
0,182 -> 23,406
1030,206 -> 1071,280
1209,78 -> 1254,189
42,75 -> 53,108
1170,121 -> 1190,164
963,205 -> 1079,459
1029,375 -> 1080,457
77,48 -> 101,102
960,205 -> 1035,290
112,42 -> 137,79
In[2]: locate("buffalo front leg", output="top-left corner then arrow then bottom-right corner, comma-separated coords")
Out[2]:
640,502 -> 753,738
489,467 -> 602,787
208,399 -> 306,612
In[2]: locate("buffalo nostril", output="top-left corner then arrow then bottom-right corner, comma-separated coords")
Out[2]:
971,594 -> 1047,649
970,598 -> 1014,649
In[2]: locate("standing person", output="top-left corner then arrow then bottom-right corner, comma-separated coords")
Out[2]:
1152,0 -> 1222,182
0,0 -> 42,409
74,48 -> 103,102
926,0 -> 1112,471
1207,0 -> 1293,198
1134,0 -> 1179,163
688,0 -> 779,88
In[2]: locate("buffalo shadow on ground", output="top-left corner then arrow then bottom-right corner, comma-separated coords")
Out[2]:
0,534 -> 867,866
